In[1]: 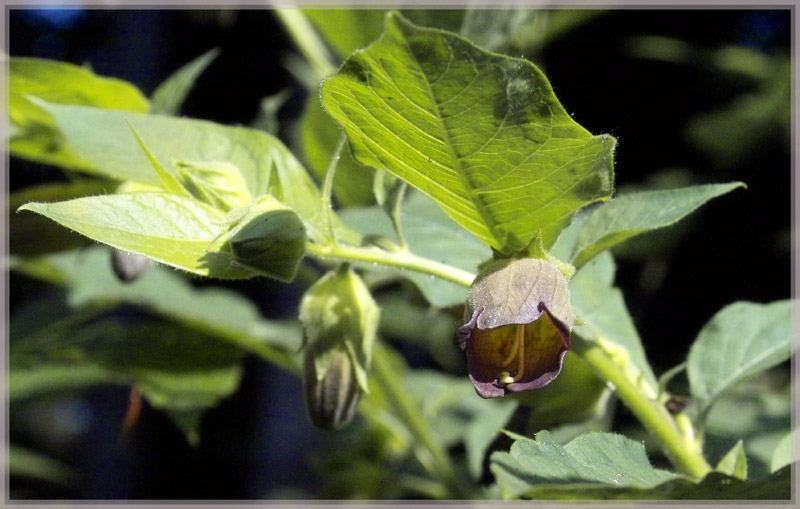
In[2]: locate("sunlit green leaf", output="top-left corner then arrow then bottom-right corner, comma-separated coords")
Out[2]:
17,192 -> 240,277
490,430 -> 681,499
716,441 -> 747,480
322,12 -> 615,253
570,183 -> 745,267
687,300 -> 793,421
31,100 -> 360,244
150,48 -> 219,115
8,56 -> 149,171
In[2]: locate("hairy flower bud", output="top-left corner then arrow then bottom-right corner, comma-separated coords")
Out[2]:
303,343 -> 363,430
299,265 -> 379,430
457,257 -> 574,398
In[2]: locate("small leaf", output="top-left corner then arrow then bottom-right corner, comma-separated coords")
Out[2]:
490,431 -> 681,499
322,11 -> 615,253
150,48 -> 219,116
213,195 -> 308,282
569,251 -> 659,394
716,440 -> 748,480
687,300 -> 793,421
770,429 -> 795,473
570,182 -> 746,267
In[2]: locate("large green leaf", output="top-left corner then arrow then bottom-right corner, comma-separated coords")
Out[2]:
8,57 -> 149,171
31,101 -> 359,244
508,466 -> 791,500
570,182 -> 745,267
490,431 -> 681,499
11,309 -> 244,412
17,192 -> 239,277
340,190 -> 491,307
569,251 -> 658,394
150,48 -> 219,115
321,12 -> 615,253
687,300 -> 793,421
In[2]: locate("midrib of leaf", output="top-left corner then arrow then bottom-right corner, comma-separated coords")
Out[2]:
361,31 -> 500,246
408,43 -> 506,249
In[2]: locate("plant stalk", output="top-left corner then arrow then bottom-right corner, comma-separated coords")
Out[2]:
370,343 -> 466,499
571,337 -> 712,480
273,9 -> 337,79
305,241 -> 476,289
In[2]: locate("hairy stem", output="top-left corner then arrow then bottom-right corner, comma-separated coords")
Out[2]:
305,241 -> 475,288
370,343 -> 466,499
571,337 -> 712,480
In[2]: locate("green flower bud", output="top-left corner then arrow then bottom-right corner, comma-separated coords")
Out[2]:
213,195 -> 306,282
303,343 -> 362,430
457,257 -> 574,398
299,265 -> 379,430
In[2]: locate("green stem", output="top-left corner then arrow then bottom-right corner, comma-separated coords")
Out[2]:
305,241 -> 475,289
273,9 -> 337,79
571,337 -> 712,480
371,343 -> 466,499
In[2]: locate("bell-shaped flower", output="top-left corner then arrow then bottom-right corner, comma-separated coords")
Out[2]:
457,257 -> 574,398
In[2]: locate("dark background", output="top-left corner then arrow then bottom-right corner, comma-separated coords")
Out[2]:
8,8 -> 792,499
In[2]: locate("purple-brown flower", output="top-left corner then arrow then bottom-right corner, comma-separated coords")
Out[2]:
457,257 -> 574,398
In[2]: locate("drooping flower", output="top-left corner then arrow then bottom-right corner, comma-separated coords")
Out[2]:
457,257 -> 574,398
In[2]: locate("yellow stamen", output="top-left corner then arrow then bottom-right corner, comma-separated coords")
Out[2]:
500,323 -> 522,367
513,324 -> 525,382
498,324 -> 527,385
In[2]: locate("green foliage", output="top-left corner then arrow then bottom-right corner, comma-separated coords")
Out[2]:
321,12 -> 615,253
490,431 -> 681,499
8,57 -> 149,171
7,8 -> 792,502
150,48 -> 219,115
570,183 -> 745,267
569,251 -> 658,394
687,300 -> 793,422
